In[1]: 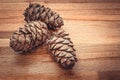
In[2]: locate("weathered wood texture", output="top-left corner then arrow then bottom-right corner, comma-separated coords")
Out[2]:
0,0 -> 120,80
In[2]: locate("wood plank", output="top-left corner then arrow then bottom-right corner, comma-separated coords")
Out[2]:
97,71 -> 120,80
1,29 -> 120,44
26,72 -> 99,80
0,39 -> 9,47
0,20 -> 120,31
0,3 -> 120,22
23,71 -> 120,80
62,15 -> 120,20
0,0 -> 81,3
0,39 -> 120,59
1,14 -> 120,24
0,32 -> 14,38
1,9 -> 120,18
0,3 -> 120,10
76,44 -> 120,59
0,0 -> 120,3
0,71 -> 119,80
0,72 -> 99,80
0,53 -> 119,76
1,21 -> 120,44
1,10 -> 120,22
0,23 -> 24,32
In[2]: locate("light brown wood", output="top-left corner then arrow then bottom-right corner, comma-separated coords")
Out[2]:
0,1 -> 120,80
0,0 -> 120,3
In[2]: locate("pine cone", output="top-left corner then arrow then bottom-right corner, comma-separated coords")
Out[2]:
47,30 -> 77,69
23,3 -> 64,30
10,21 -> 48,53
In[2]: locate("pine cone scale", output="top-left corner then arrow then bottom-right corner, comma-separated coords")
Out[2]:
10,21 -> 48,53
24,3 -> 64,30
47,30 -> 77,69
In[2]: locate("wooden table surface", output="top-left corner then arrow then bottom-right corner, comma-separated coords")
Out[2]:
0,0 -> 120,80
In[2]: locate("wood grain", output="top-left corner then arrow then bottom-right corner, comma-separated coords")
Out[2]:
0,1 -> 120,80
0,0 -> 120,3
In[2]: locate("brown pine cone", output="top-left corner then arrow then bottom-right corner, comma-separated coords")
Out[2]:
47,30 -> 77,69
23,3 -> 64,30
10,21 -> 48,53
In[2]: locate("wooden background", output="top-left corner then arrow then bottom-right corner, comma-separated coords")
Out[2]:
0,0 -> 120,80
